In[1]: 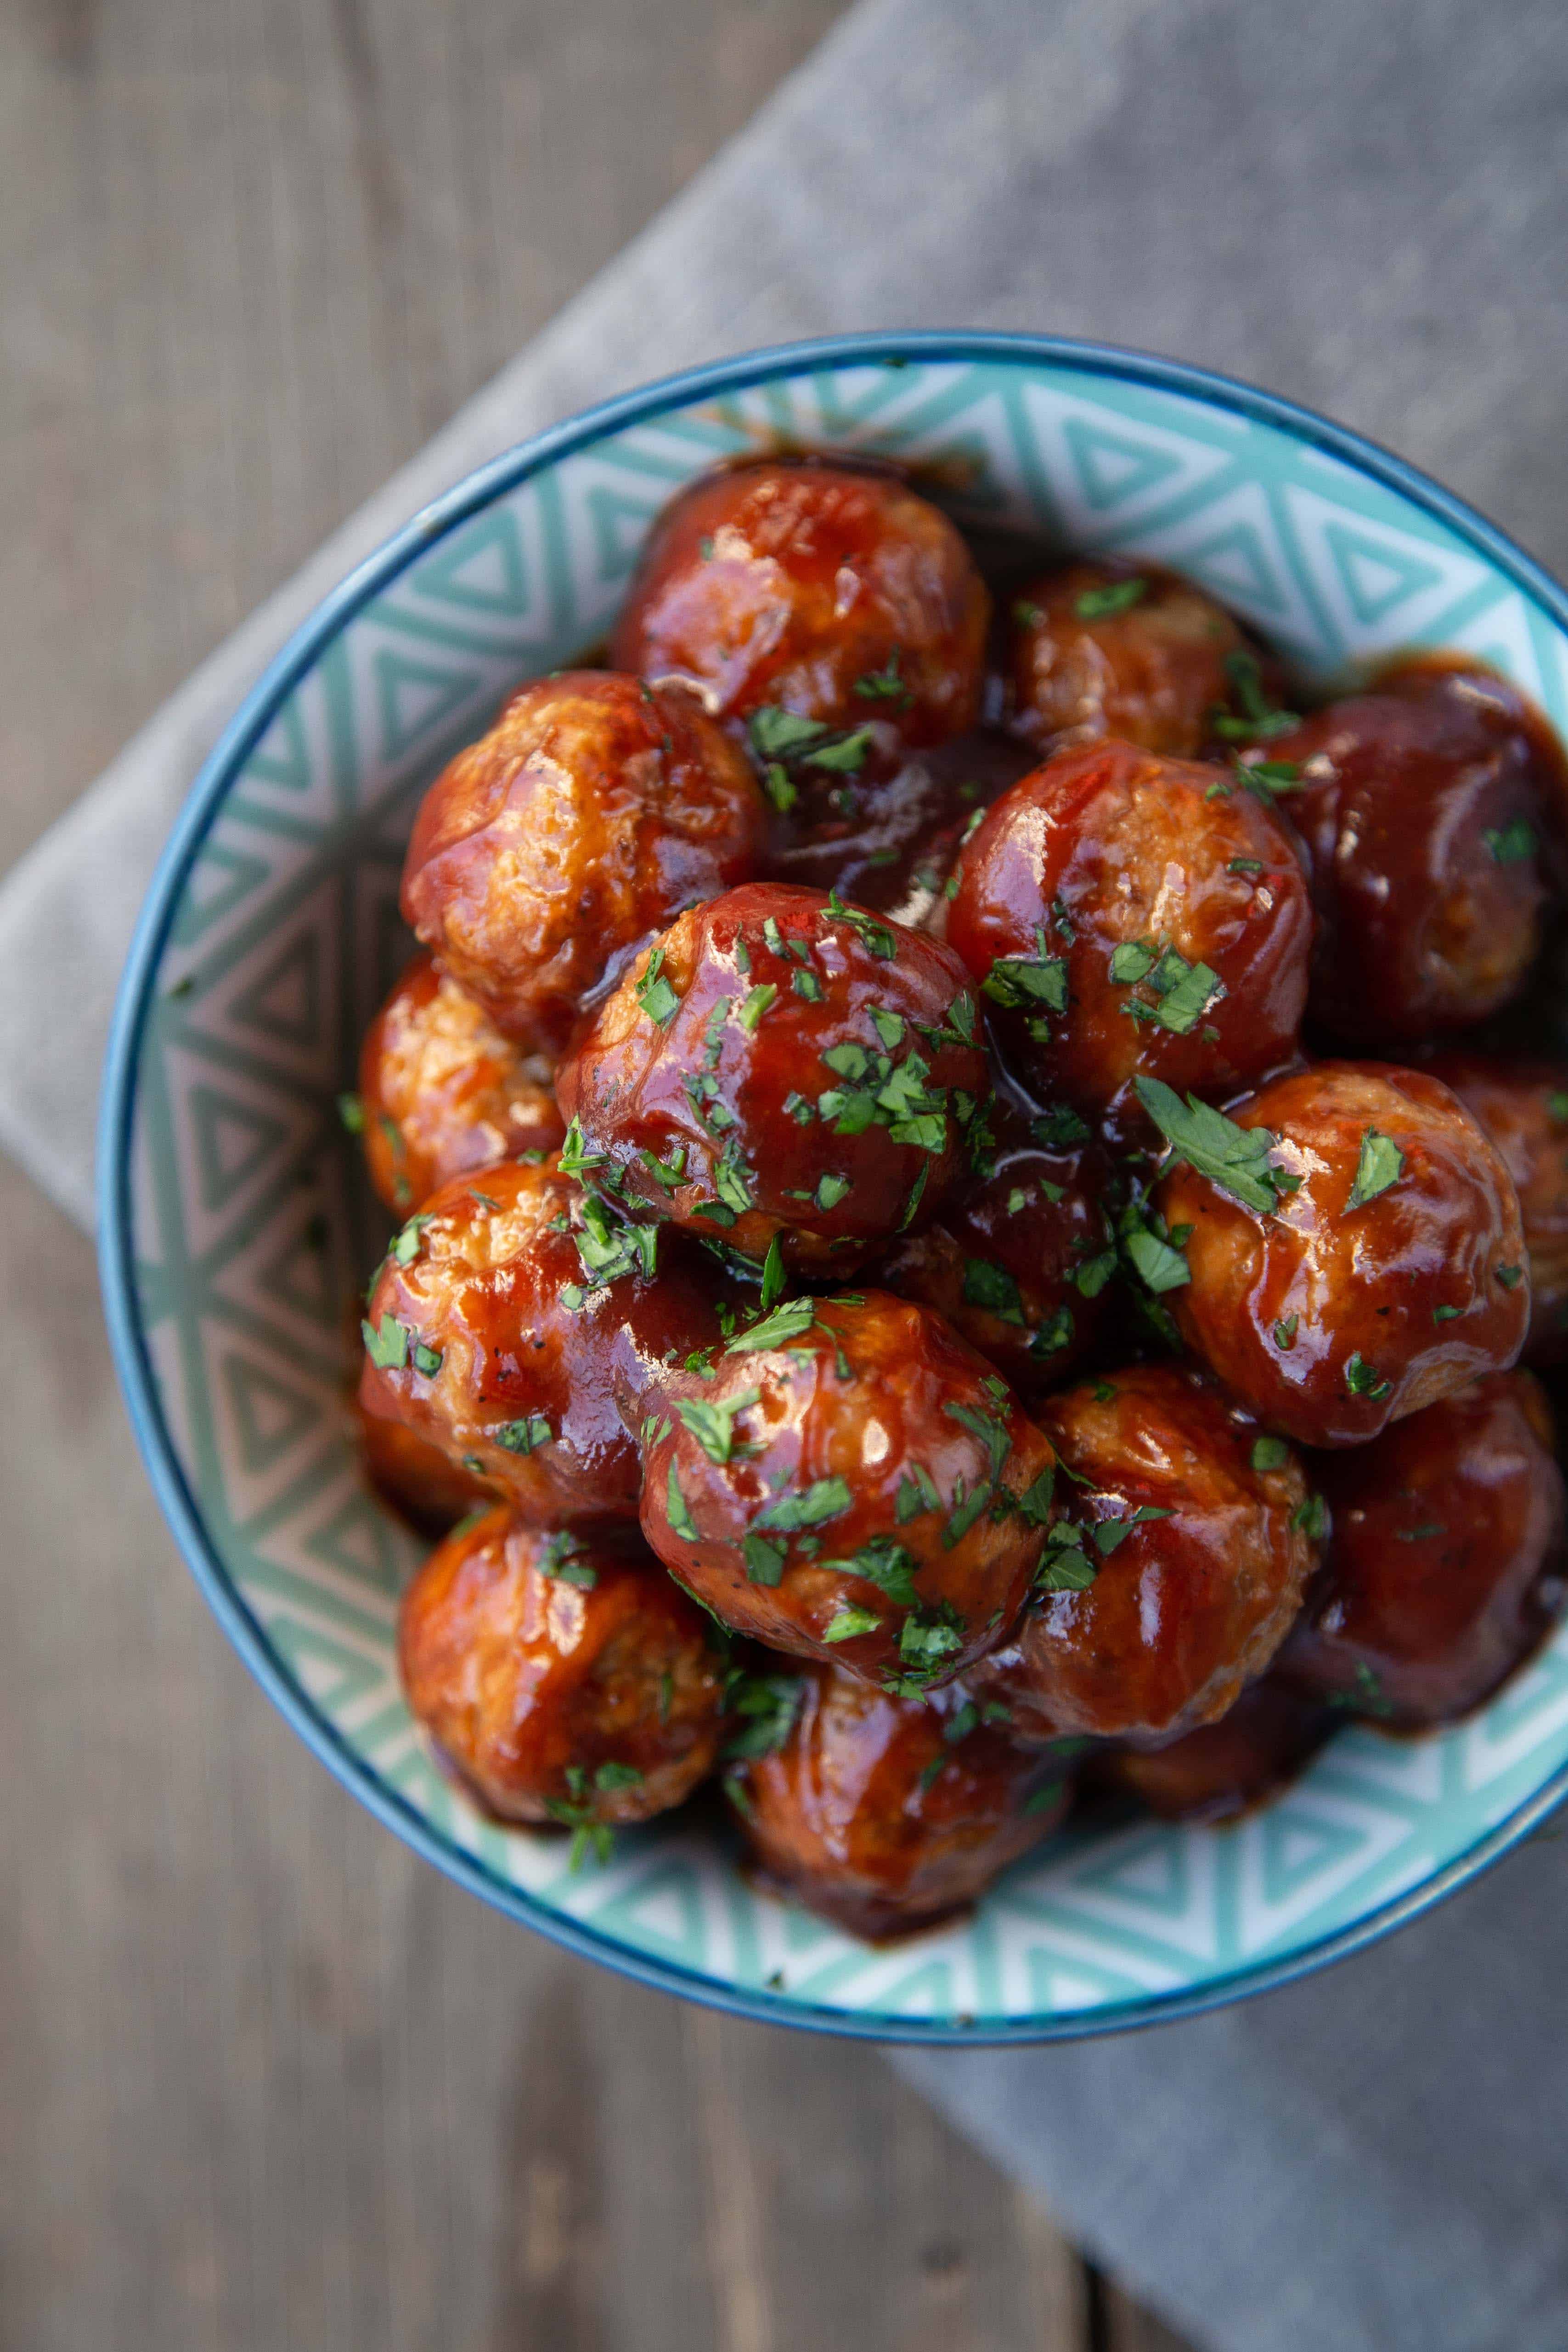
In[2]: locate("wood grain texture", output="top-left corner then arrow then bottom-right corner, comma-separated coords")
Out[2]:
0,0 -> 1195,2343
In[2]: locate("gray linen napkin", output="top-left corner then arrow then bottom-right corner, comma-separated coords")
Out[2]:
6,0 -> 1568,2343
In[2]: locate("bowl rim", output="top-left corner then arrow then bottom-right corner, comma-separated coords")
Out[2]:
98,327 -> 1568,2043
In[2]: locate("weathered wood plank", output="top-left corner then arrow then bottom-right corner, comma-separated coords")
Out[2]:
0,0 -> 1197,2342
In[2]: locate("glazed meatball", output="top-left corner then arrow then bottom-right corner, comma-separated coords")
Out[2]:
358,1156 -> 722,1522
875,1102 -> 1112,1387
969,1365 -> 1318,1744
1279,1373 -> 1566,1726
557,883 -> 991,1271
1426,1056 -> 1568,1365
400,1509 -> 728,1830
358,950 -> 564,1213
945,739 -> 1312,1131
1254,662 -> 1555,1043
1151,1061 -> 1529,1447
1007,559 -> 1246,758
1102,1676 -> 1330,1824
611,459 -> 990,749
733,1664 -> 1073,1939
400,671 -> 766,1049
637,1291 -> 1056,1690
352,1393 -> 497,1536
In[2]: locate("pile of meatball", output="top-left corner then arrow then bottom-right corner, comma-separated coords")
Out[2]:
349,454 -> 1568,1941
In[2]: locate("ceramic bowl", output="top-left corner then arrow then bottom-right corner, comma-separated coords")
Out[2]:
100,332 -> 1568,2041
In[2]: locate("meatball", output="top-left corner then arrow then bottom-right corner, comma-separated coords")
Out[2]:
557,882 -> 992,1271
1426,1056 -> 1568,1365
358,950 -> 564,1213
945,739 -> 1312,1130
357,1156 -> 722,1522
875,1102 -> 1112,1387
1150,1061 -> 1529,1447
1254,662 -> 1555,1043
1007,559 -> 1246,758
611,458 -> 990,750
733,1664 -> 1073,1939
1279,1373 -> 1566,1727
400,1509 -> 728,1832
636,1291 -> 1056,1690
400,671 -> 766,1050
1102,1676 -> 1331,1824
351,1393 -> 497,1536
968,1365 -> 1318,1744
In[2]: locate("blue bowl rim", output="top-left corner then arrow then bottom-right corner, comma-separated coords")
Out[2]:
98,327 -> 1568,2044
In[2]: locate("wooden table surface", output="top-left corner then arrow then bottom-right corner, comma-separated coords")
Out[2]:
0,3 -> 1193,2344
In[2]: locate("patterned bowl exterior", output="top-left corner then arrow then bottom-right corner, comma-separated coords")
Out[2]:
100,334 -> 1568,2041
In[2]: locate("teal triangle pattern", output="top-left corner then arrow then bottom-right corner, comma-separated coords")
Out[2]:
372,648 -> 485,762
584,484 -> 663,583
171,843 -> 272,947
589,1858 -> 707,1967
243,697 -> 312,792
188,1083 -> 288,1213
220,1353 -> 322,1474
303,1490 -> 415,1596
267,1616 -> 388,1715
410,510 -> 531,617
257,1218 -> 339,1330
1061,417 -> 1182,513
1258,1808 -> 1367,1906
1072,1827 -> 1193,1920
227,930 -> 323,1054
1322,521 -> 1444,625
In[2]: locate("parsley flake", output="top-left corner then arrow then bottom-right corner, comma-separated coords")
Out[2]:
1483,817 -> 1537,864
635,945 -> 679,1028
676,1385 -> 762,1466
1135,1076 -> 1297,1215
1344,1352 -> 1392,1400
1346,1128 -> 1404,1212
1251,1435 -> 1289,1471
1075,576 -> 1148,619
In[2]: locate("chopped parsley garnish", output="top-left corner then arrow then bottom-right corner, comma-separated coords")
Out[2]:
1251,1435 -> 1289,1472
1134,1076 -> 1299,1215
1032,1103 -> 1090,1149
1327,1660 -> 1396,1719
981,931 -> 1069,1016
1344,1352 -> 1391,1400
676,1385 -> 762,1465
792,968 -> 823,1001
537,1530 -> 597,1590
749,707 -> 832,761
559,1117 -> 603,1179
1013,599 -> 1044,628
1035,1523 -> 1099,1593
814,1171 -> 851,1212
825,890 -> 897,960
390,1211 -> 434,1267
823,1605 -> 882,1644
761,762 -> 796,813
1015,1464 -> 1056,1525
1091,1504 -> 1173,1556
896,1465 -> 943,1522
1072,1247 -> 1118,1299
759,1234 -> 785,1314
361,1312 -> 409,1371
885,1602 -> 966,1692
1483,817 -> 1537,864
1432,1303 -> 1461,1322
1274,1314 -> 1299,1348
1122,947 -> 1224,1036
818,1535 -> 922,1609
1496,1263 -> 1524,1289
727,1296 -> 818,1351
1548,1090 -> 1568,1127
1212,650 -> 1299,740
1109,940 -> 1157,985
1345,1128 -> 1404,1212
494,1413 -> 552,1455
1228,857 -> 1265,878
806,726 -> 874,773
338,1091 -> 366,1134
1118,1196 -> 1191,1295
1233,758 -> 1302,799
575,1193 -> 658,1286
738,982 -> 778,1033
963,1257 -> 1026,1325
754,1477 -> 854,1535
1075,576 -> 1148,620
721,1673 -> 803,1760
854,650 -> 913,705
635,945 -> 680,1027
1396,1521 -> 1447,1543
742,1533 -> 788,1586
665,1461 -> 700,1542
1292,1493 -> 1329,1540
